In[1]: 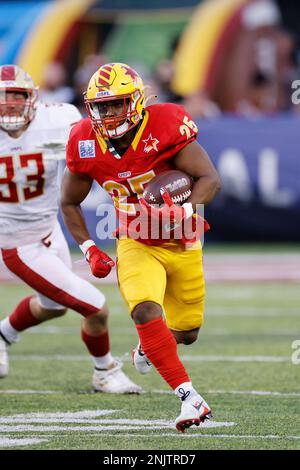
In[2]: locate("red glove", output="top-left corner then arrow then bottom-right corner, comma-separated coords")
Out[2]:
86,245 -> 115,278
140,188 -> 210,243
140,188 -> 193,232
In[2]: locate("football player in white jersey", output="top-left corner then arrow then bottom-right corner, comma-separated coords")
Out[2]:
0,64 -> 141,394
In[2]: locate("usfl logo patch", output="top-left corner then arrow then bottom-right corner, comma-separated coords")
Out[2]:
78,140 -> 95,158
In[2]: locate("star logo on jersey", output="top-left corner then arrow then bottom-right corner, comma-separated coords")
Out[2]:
142,134 -> 159,153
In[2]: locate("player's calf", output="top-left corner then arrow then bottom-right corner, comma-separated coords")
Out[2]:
82,308 -> 142,394
170,328 -> 200,345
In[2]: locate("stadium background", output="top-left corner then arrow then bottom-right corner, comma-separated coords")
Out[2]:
1,0 -> 300,244
0,0 -> 299,451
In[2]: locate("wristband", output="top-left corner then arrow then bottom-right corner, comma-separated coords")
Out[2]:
79,239 -> 96,257
182,202 -> 194,219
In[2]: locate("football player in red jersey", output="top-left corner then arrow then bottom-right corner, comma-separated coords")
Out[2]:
61,62 -> 221,432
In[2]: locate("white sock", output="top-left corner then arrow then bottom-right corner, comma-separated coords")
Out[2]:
93,352 -> 114,369
0,318 -> 20,344
174,382 -> 198,401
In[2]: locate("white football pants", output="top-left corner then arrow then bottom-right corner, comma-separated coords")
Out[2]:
0,222 -> 105,316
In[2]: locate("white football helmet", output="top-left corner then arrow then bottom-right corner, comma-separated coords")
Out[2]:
0,64 -> 38,131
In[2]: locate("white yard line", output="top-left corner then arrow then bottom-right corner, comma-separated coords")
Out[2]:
0,411 -> 232,429
1,433 -> 299,445
0,418 -> 234,430
8,410 -> 118,419
0,418 -> 171,425
9,354 -> 292,363
0,425 -> 181,431
0,422 -> 235,432
0,408 -> 298,444
0,437 -> 48,447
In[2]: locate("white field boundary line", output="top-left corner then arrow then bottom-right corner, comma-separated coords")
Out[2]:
9,354 -> 292,363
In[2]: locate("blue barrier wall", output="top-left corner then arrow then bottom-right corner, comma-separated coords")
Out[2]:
59,113 -> 300,244
199,113 -> 300,241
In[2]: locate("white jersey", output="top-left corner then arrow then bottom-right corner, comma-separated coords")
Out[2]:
0,102 -> 81,248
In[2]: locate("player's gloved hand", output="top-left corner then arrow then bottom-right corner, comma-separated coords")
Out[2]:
140,188 -> 194,231
79,241 -> 115,278
140,188 -> 210,242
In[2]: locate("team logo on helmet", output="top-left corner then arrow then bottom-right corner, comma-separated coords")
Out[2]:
96,64 -> 116,88
120,65 -> 138,82
85,62 -> 145,139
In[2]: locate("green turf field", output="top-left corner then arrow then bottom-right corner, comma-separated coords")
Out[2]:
0,282 -> 299,450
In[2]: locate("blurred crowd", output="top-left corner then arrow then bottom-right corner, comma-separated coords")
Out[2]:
38,0 -> 300,120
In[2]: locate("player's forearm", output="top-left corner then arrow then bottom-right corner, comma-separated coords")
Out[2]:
188,174 -> 221,208
61,203 -> 91,245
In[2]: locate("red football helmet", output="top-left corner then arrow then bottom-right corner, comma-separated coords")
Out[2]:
0,65 -> 38,131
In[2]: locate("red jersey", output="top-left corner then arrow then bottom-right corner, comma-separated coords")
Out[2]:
66,103 -> 198,245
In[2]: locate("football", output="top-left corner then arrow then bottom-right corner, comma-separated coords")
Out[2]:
143,170 -> 193,205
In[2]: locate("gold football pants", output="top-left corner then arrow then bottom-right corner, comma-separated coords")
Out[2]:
116,238 -> 205,331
